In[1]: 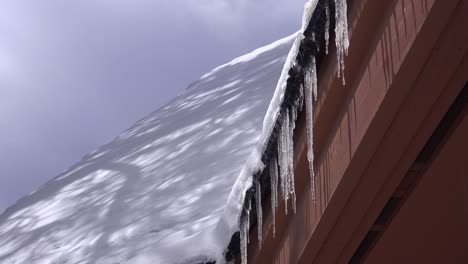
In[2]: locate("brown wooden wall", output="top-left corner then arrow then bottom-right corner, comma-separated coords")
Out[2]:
245,0 -> 468,263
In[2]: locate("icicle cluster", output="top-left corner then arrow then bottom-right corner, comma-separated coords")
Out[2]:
239,1 -> 350,262
334,0 -> 350,85
277,108 -> 298,215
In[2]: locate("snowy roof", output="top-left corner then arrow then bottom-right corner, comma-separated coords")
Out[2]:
0,35 -> 295,264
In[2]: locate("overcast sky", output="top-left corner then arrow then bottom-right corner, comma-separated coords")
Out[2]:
0,0 -> 306,212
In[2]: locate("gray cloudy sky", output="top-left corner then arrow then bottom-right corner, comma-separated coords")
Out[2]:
0,0 -> 306,212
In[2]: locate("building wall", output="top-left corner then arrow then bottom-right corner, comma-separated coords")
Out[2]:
246,0 -> 468,262
364,94 -> 468,263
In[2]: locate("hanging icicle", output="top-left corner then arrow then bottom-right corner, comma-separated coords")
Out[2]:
286,110 -> 292,190
334,0 -> 350,85
288,107 -> 297,213
325,4 -> 330,55
256,179 -> 263,245
298,83 -> 305,111
277,124 -> 285,214
311,56 -> 318,101
269,156 -> 278,237
241,199 -> 251,264
281,108 -> 291,214
304,59 -> 317,201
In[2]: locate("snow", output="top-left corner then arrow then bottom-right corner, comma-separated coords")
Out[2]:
303,1 -> 319,34
0,34 -> 295,264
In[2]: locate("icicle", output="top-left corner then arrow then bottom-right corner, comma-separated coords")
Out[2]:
325,4 -> 330,55
291,104 -> 298,125
304,62 -> 316,201
288,108 -> 297,213
240,200 -> 250,264
312,33 -> 319,53
311,56 -> 318,101
298,83 -> 305,111
256,179 -> 263,245
334,0 -> 349,85
286,115 -> 293,206
241,220 -> 247,264
269,156 -> 278,237
247,200 -> 251,244
281,109 -> 291,214
277,127 -> 286,213
240,199 -> 251,264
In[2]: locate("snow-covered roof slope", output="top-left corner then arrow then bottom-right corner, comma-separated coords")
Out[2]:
0,35 -> 295,264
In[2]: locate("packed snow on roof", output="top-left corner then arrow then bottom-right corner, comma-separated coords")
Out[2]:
0,34 -> 295,264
